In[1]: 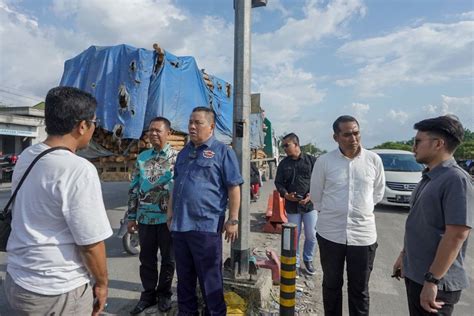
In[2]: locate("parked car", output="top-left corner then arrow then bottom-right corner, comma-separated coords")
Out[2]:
0,153 -> 18,183
372,149 -> 424,207
457,159 -> 474,177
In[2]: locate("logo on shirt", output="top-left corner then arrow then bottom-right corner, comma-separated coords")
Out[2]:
203,150 -> 215,159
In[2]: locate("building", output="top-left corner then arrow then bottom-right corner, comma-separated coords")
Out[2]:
0,104 -> 46,155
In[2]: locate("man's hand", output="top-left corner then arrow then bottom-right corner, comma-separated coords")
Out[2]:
298,193 -> 311,205
166,216 -> 173,231
127,221 -> 138,234
420,282 -> 444,313
284,192 -> 300,202
224,220 -> 239,243
92,283 -> 108,316
392,251 -> 405,280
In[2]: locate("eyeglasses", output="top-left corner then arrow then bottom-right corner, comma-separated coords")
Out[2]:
340,131 -> 360,138
77,118 -> 100,126
87,119 -> 99,126
413,138 -> 439,147
282,143 -> 293,148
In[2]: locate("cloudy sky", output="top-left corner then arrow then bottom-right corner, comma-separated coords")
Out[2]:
1,0 -> 473,150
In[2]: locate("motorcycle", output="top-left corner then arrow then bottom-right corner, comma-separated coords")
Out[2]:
116,210 -> 140,255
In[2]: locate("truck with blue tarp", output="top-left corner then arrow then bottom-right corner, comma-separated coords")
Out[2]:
59,43 -> 269,180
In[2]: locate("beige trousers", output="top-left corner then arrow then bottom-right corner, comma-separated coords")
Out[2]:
4,272 -> 93,316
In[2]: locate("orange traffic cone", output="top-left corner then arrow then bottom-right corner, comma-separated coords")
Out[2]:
263,190 -> 288,234
265,194 -> 273,219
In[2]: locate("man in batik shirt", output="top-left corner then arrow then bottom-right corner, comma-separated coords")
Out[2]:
127,117 -> 177,314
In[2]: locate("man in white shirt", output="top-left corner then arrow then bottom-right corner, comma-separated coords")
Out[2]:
4,86 -> 113,316
310,115 -> 385,316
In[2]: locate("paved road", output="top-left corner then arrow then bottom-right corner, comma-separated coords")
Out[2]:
1,181 -> 473,315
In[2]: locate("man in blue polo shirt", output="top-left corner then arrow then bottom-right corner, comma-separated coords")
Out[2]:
168,106 -> 243,315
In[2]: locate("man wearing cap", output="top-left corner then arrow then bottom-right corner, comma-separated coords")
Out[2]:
392,115 -> 473,315
167,106 -> 243,315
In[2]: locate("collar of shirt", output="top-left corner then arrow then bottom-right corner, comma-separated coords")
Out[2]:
191,135 -> 216,149
152,143 -> 171,157
423,158 -> 456,180
337,146 -> 363,160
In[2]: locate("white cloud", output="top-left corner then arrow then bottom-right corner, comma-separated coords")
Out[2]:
336,20 -> 474,97
351,102 -> 370,114
252,0 -> 366,141
455,11 -> 474,20
422,104 -> 437,114
388,109 -> 409,124
0,2 -> 67,106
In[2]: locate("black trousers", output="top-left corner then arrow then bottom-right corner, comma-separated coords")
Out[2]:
405,278 -> 462,316
138,223 -> 175,303
317,234 -> 377,316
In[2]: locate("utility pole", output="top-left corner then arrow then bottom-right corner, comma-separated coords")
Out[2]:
231,0 -> 267,278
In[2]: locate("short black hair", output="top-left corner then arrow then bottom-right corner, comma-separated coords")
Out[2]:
414,115 -> 464,153
333,115 -> 359,133
149,116 -> 171,130
282,133 -> 300,146
45,86 -> 97,136
192,106 -> 215,124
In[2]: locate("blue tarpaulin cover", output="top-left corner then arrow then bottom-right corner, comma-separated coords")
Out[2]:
60,44 -> 233,143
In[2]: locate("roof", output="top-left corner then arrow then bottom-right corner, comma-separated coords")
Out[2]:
371,149 -> 414,155
0,106 -> 44,117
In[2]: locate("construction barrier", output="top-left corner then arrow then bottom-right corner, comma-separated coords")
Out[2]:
263,190 -> 288,234
280,223 -> 297,315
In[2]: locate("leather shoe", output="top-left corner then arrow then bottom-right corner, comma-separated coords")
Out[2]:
158,296 -> 172,312
130,300 -> 156,315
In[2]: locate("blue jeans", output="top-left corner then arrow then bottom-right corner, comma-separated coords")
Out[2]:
287,210 -> 318,267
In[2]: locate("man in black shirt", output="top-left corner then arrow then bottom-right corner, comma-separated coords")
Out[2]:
275,133 -> 318,275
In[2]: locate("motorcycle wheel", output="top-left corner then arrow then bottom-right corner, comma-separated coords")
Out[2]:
122,232 -> 140,255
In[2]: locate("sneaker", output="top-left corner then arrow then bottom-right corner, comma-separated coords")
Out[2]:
157,296 -> 172,312
304,261 -> 316,275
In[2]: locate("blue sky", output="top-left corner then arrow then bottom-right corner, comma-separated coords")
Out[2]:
0,0 -> 472,150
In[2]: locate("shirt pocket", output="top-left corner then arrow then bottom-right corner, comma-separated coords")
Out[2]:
298,164 -> 312,179
192,159 -> 213,180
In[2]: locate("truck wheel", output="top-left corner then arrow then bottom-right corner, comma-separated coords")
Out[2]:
122,232 -> 140,255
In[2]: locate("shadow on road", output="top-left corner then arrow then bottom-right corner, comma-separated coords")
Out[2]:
375,204 -> 410,214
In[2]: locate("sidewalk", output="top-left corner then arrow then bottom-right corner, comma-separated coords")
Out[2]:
237,178 -> 324,315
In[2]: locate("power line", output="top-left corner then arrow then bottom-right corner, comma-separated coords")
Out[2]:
0,87 -> 43,102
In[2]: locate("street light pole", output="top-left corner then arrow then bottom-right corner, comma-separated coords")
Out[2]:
231,0 -> 252,278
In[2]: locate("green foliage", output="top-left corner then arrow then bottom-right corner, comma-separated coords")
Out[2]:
372,141 -> 412,151
371,129 -> 474,159
300,143 -> 327,155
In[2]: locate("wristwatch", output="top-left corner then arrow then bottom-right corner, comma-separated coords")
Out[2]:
424,272 -> 440,285
227,219 -> 239,225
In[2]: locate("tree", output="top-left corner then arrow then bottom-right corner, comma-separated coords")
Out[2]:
371,128 -> 474,159
300,142 -> 327,156
372,141 -> 412,151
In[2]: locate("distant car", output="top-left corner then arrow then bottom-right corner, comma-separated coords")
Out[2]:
372,149 -> 424,207
457,159 -> 474,176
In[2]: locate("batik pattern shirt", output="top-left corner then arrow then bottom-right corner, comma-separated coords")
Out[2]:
127,144 -> 177,225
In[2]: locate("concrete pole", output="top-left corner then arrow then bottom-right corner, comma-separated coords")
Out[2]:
231,0 -> 252,278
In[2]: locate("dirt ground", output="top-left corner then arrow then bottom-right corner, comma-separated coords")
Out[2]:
224,179 -> 324,315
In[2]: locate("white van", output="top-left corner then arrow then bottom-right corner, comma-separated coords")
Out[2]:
372,149 -> 424,207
